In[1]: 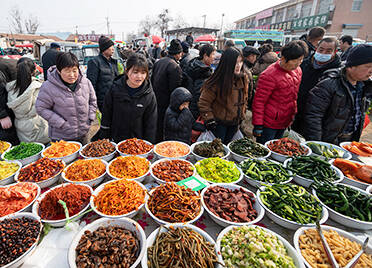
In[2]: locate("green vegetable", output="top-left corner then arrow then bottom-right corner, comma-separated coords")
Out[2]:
307,142 -> 344,159
312,181 -> 372,222
229,137 -> 269,158
260,184 -> 322,224
220,226 -> 296,268
239,159 -> 291,184
4,142 -> 43,160
288,155 -> 338,183
195,157 -> 240,183
193,138 -> 226,158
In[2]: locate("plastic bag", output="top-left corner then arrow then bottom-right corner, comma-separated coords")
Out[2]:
197,131 -> 216,142
231,129 -> 244,141
283,129 -> 306,143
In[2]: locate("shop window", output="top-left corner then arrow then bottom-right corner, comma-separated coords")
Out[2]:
352,0 -> 363,11
318,0 -> 333,14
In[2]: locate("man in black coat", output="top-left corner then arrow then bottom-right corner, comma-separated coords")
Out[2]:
242,46 -> 260,110
41,42 -> 61,80
87,36 -> 118,111
304,44 -> 372,144
180,41 -> 194,71
339,35 -> 353,62
293,37 -> 341,135
151,39 -> 183,142
299,26 -> 325,60
186,32 -> 193,47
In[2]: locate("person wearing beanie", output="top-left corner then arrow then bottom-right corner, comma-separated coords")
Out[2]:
304,44 -> 372,144
87,35 -> 118,111
180,41 -> 194,71
41,42 -> 62,81
151,39 -> 184,142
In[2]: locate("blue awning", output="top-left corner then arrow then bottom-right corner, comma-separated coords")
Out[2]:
342,24 -> 363,29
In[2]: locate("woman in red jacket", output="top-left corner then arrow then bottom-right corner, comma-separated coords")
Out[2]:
252,40 -> 308,144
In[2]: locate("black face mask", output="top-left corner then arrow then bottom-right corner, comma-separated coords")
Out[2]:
244,59 -> 254,69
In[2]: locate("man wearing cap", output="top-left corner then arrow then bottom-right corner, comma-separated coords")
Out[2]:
87,36 -> 118,111
180,41 -> 194,71
304,44 -> 372,144
151,39 -> 184,142
41,42 -> 61,81
242,46 -> 260,110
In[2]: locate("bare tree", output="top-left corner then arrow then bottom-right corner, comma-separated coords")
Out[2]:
139,16 -> 155,36
25,15 -> 39,34
155,9 -> 172,38
172,15 -> 189,30
8,6 -> 23,33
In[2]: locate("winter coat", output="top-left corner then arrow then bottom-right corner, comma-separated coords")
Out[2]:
252,52 -> 278,75
180,53 -> 194,71
186,35 -> 193,46
36,66 -> 97,141
100,75 -> 157,144
41,48 -> 61,81
0,58 -> 17,82
243,60 -> 255,110
293,54 -> 341,134
252,61 -> 302,129
300,34 -> 316,60
164,87 -> 194,144
87,54 -> 118,110
151,55 -> 183,141
199,75 -> 249,126
6,79 -> 49,144
304,68 -> 372,144
340,47 -> 352,62
184,58 -> 213,119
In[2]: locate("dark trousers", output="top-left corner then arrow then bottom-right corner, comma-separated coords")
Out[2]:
212,124 -> 238,145
256,127 -> 285,144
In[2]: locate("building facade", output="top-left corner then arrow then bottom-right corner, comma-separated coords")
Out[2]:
234,0 -> 371,42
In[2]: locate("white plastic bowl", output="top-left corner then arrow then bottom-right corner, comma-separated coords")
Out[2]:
304,141 -> 352,159
2,142 -> 45,166
145,187 -> 204,225
62,159 -> 108,188
116,139 -> 153,158
241,159 -> 293,188
329,158 -> 371,190
1,212 -> 42,268
0,160 -> 22,186
42,141 -> 82,164
264,139 -> 312,162
339,141 -> 369,161
215,225 -> 305,268
228,140 -> 271,162
284,158 -> 344,188
68,217 -> 146,268
32,183 -> 93,228
14,159 -> 65,189
79,141 -> 117,162
150,158 -> 196,184
312,183 -> 372,230
90,179 -> 147,219
153,140 -> 191,160
190,141 -> 230,161
107,156 -> 150,183
367,185 -> 372,195
201,183 -> 264,227
293,225 -> 372,268
141,223 -> 217,268
0,182 -> 40,218
257,186 -> 328,230
195,158 -> 244,184
0,141 -> 12,159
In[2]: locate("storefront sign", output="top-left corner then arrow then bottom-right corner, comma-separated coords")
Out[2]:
270,13 -> 329,31
256,8 -> 273,21
77,34 -> 114,42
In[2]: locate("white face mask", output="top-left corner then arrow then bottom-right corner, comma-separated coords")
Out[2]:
314,52 -> 333,63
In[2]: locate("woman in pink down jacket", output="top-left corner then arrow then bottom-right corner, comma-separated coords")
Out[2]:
252,41 -> 308,144
36,52 -> 97,143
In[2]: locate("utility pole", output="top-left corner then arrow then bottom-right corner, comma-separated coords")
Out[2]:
220,13 -> 225,37
202,15 -> 206,28
106,16 -> 110,35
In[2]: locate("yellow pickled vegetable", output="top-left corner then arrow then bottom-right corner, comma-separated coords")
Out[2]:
0,161 -> 19,180
0,141 -> 10,154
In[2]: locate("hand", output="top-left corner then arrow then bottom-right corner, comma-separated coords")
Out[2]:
0,117 -> 12,129
179,102 -> 189,111
205,119 -> 217,131
253,125 -> 263,137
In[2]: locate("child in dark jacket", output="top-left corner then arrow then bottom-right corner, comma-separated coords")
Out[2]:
164,87 -> 194,144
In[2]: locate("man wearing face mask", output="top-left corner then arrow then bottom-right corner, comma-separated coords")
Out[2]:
304,44 -> 372,144
293,37 -> 341,135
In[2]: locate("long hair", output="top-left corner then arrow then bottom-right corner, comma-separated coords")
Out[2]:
204,47 -> 242,97
13,57 -> 36,97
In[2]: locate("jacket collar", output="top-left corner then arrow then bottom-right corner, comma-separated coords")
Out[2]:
47,66 -> 83,93
113,74 -> 152,100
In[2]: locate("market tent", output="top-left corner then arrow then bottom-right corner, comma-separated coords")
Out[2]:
15,44 -> 34,48
152,35 -> 165,44
194,34 -> 216,42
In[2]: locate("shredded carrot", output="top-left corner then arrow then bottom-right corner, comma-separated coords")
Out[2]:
108,156 -> 149,179
155,141 -> 190,158
94,179 -> 145,215
0,141 -> 10,154
65,159 -> 106,181
43,140 -> 80,158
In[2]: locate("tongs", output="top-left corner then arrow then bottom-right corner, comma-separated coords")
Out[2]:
316,221 -> 339,268
344,237 -> 369,268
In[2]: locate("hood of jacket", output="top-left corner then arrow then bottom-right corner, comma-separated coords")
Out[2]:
6,78 -> 42,112
113,74 -> 153,99
169,87 -> 192,111
47,66 -> 83,92
186,57 -> 213,80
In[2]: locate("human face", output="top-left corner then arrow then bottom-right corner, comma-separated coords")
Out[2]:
280,56 -> 304,71
348,63 -> 372,82
59,66 -> 79,84
234,56 -> 243,75
103,45 -> 114,58
126,67 -> 147,88
203,51 -> 216,66
317,41 -> 336,56
246,54 -> 257,64
173,52 -> 183,61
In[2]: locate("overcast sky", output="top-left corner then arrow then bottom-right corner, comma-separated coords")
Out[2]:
0,0 -> 286,39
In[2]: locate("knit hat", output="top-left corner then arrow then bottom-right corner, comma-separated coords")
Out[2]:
99,36 -> 114,53
168,39 -> 183,55
346,44 -> 372,67
243,46 -> 260,57
181,41 -> 189,53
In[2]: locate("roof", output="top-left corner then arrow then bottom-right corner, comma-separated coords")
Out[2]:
0,33 -> 62,42
40,35 -> 63,41
165,27 -> 219,35
65,34 -> 76,42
